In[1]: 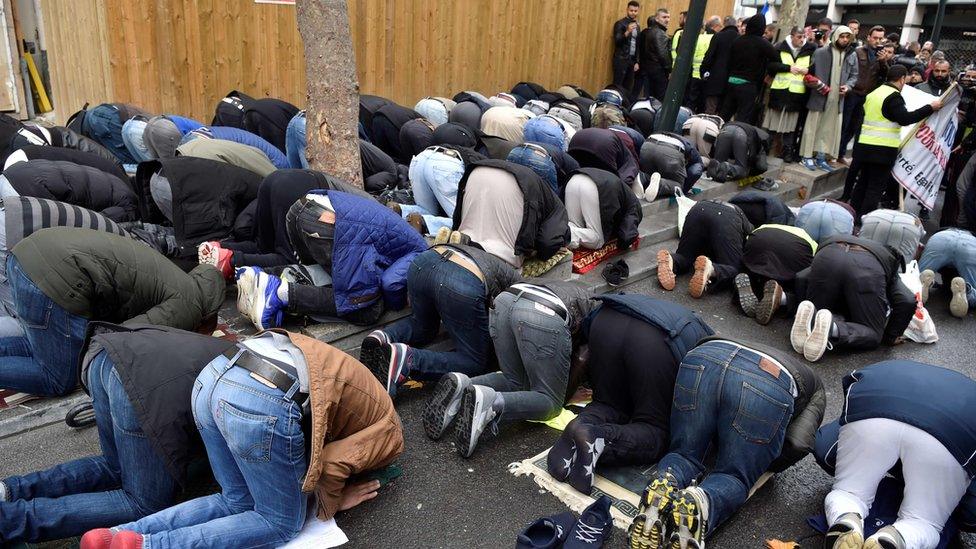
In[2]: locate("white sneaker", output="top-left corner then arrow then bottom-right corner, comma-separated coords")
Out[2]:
950,277 -> 970,318
825,512 -> 863,549
235,267 -> 260,316
919,269 -> 936,304
455,385 -> 498,458
803,309 -> 833,362
863,525 -> 906,549
791,300 -> 815,353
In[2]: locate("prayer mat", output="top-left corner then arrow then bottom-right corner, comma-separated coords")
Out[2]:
571,237 -> 640,275
0,388 -> 38,409
521,248 -> 573,278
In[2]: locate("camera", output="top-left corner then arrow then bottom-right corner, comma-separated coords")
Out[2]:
814,30 -> 825,41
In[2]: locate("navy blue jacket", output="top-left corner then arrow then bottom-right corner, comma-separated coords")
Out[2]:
841,360 -> 976,476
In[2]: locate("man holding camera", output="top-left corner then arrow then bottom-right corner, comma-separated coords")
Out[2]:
613,1 -> 642,98
839,25 -> 887,164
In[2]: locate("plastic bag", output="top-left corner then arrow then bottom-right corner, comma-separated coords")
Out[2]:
899,260 -> 938,343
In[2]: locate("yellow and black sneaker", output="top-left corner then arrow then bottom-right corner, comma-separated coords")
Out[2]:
669,486 -> 706,549
628,471 -> 677,549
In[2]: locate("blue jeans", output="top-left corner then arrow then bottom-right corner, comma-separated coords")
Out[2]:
657,341 -> 795,535
117,352 -> 308,549
121,118 -> 153,163
405,148 -> 465,230
0,351 -> 177,543
0,256 -> 88,396
0,248 -> 24,337
796,201 -> 855,244
919,228 -> 976,307
507,144 -> 558,194
384,250 -> 491,379
285,111 -> 307,169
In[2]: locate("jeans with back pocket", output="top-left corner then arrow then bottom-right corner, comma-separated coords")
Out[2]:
919,228 -> 976,307
400,148 -> 464,234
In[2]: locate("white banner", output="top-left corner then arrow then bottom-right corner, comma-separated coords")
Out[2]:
892,83 -> 961,210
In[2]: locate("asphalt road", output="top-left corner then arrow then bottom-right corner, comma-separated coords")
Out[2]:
2,274 -> 975,548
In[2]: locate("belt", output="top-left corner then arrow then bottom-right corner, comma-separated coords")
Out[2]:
503,287 -> 569,323
648,138 -> 684,153
433,246 -> 485,283
222,347 -> 308,407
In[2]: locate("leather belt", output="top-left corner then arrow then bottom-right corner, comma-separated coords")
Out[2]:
503,287 -> 569,323
433,246 -> 485,284
222,347 -> 308,407
840,243 -> 868,252
648,138 -> 684,153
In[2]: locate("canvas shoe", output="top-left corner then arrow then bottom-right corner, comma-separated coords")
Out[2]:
801,157 -> 818,171
449,230 -> 471,246
657,250 -> 676,291
791,300 -> 816,353
688,256 -> 714,299
803,309 -> 834,362
248,271 -> 286,330
863,525 -> 906,549
198,241 -> 234,279
360,330 -> 390,374
816,157 -> 834,172
919,269 -> 936,303
756,279 -> 783,326
564,495 -> 614,548
434,226 -> 452,245
629,471 -> 678,549
364,343 -> 411,398
516,511 -> 577,549
567,423 -> 607,495
824,512 -> 863,549
733,273 -> 758,317
423,372 -> 472,440
950,276 -> 970,318
234,267 -> 260,316
80,529 -> 114,549
454,385 -> 500,458
669,487 -> 706,549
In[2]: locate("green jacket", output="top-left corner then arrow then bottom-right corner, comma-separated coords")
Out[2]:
11,227 -> 225,330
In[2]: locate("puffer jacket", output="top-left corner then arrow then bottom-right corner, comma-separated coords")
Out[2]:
453,159 -> 571,261
12,228 -> 225,329
186,126 -> 290,169
699,335 -> 826,472
176,138 -> 277,178
571,167 -> 642,249
3,159 -> 139,222
7,145 -> 128,183
47,125 -> 125,170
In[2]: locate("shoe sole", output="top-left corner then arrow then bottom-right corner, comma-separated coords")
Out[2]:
359,333 -> 387,380
920,269 -> 935,304
657,250 -> 675,291
733,274 -> 757,317
236,268 -> 256,316
671,495 -> 703,548
689,256 -> 712,299
755,280 -> 782,326
249,273 -> 273,330
434,226 -> 451,245
827,530 -> 864,549
454,388 -> 483,458
198,242 -> 217,266
791,301 -> 815,354
629,478 -> 673,549
423,374 -> 466,441
803,310 -> 832,362
951,277 -> 969,318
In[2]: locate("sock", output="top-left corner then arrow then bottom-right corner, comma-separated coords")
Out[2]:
277,281 -> 289,304
830,322 -> 838,338
492,392 -> 505,417
0,480 -> 7,502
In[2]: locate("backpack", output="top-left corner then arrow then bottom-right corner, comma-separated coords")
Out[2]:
211,90 -> 255,128
858,209 -> 925,264
81,103 -> 150,164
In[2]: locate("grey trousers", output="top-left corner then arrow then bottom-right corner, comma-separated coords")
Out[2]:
472,291 -> 571,421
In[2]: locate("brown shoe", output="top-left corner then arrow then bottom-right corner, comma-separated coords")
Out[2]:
386,201 -> 402,216
656,250 -> 676,291
689,256 -> 713,298
755,279 -> 783,325
406,213 -> 428,235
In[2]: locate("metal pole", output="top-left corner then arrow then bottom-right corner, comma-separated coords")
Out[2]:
930,0 -> 948,48
655,0 -> 708,132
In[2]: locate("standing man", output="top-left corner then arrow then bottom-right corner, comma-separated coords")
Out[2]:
764,27 -> 817,163
686,16 -> 720,112
850,65 -> 943,217
670,11 -> 687,70
722,13 -> 780,125
839,25 -> 886,166
700,16 -> 740,115
845,19 -> 861,47
917,58 -> 954,96
639,8 -> 672,101
799,26 -> 858,171
613,1 -> 642,99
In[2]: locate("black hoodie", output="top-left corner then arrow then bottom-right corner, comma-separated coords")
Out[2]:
700,24 -> 740,96
727,14 -> 780,85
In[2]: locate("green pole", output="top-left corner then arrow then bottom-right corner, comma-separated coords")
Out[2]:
929,0 -> 948,48
655,0 -> 709,132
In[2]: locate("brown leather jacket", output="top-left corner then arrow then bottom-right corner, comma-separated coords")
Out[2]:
277,331 -> 404,520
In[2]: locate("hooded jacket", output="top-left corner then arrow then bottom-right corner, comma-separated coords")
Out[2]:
242,98 -> 301,153
359,95 -> 396,140
728,13 -> 780,85
11,228 -> 225,329
370,104 -> 423,163
568,128 -> 641,188
570,168 -> 642,249
806,29 -> 859,112
8,145 -> 128,183
768,39 -> 818,111
700,24 -> 740,96
176,138 -> 277,178
730,189 -> 796,226
2,159 -> 139,222
453,159 -> 571,261
186,126 -> 290,169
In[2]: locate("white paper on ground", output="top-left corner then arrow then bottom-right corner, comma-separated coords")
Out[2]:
279,516 -> 348,548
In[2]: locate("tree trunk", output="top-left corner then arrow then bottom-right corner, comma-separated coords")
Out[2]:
776,0 -> 812,43
296,0 -> 363,187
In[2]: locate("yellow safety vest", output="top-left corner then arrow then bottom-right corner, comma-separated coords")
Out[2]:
693,33 -> 711,80
770,51 -> 809,94
858,85 -> 902,148
671,29 -> 683,69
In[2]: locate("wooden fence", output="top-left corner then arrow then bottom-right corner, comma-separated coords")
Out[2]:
39,0 -> 734,123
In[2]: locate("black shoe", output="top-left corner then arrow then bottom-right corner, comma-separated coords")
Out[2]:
755,279 -> 783,326
422,373 -> 471,440
602,259 -> 630,288
360,330 -> 390,372
733,273 -> 758,317
567,423 -> 606,495
564,495 -> 614,548
516,511 -> 577,549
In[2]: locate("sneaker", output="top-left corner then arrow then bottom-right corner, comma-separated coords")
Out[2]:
669,487 -> 706,549
235,267 -> 260,316
801,157 -> 817,171
603,259 -> 630,288
567,423 -> 607,495
423,372 -> 471,440
109,531 -> 144,549
791,300 -> 816,353
752,178 -> 780,192
689,256 -> 713,299
454,385 -> 499,458
863,526 -> 906,549
80,528 -> 114,549
517,511 -> 577,549
825,512 -> 863,549
547,425 -> 578,482
198,241 -> 233,279
365,343 -> 411,398
564,495 -> 614,548
919,269 -> 936,304
803,308 -> 833,362
816,158 -> 834,172
950,276 -> 970,318
756,280 -> 783,326
657,250 -> 676,291
249,272 -> 286,330
733,273 -> 758,317
629,472 -> 677,549
360,330 -> 390,373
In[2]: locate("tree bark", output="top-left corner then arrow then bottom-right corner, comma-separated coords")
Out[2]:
296,0 -> 363,187
775,0 -> 812,43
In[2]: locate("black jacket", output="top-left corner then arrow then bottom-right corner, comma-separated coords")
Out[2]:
854,84 -> 935,164
699,335 -> 826,473
700,25 -> 740,96
917,77 -> 952,98
360,139 -> 407,194
441,244 -> 523,299
767,40 -> 818,111
568,128 -> 641,187
398,118 -> 436,162
359,95 -> 395,140
3,159 -> 139,222
572,167 -> 642,249
242,98 -> 300,154
80,323 -> 234,485
48,126 -> 126,170
371,104 -> 422,164
730,189 -> 796,226
211,90 -> 256,128
728,13 -> 780,85
613,16 -> 640,61
13,145 -> 129,183
639,20 -> 671,72
453,159 -> 570,261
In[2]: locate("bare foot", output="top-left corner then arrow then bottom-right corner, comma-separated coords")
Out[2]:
338,480 -> 381,511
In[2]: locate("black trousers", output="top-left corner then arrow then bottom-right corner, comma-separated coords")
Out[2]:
850,157 -> 896,219
574,306 -> 676,465
613,56 -> 638,99
838,93 -> 865,158
719,82 -> 760,126
742,227 -> 814,292
707,125 -> 752,182
685,78 -> 704,112
673,201 -> 749,287
287,283 -> 383,326
641,67 -> 669,101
